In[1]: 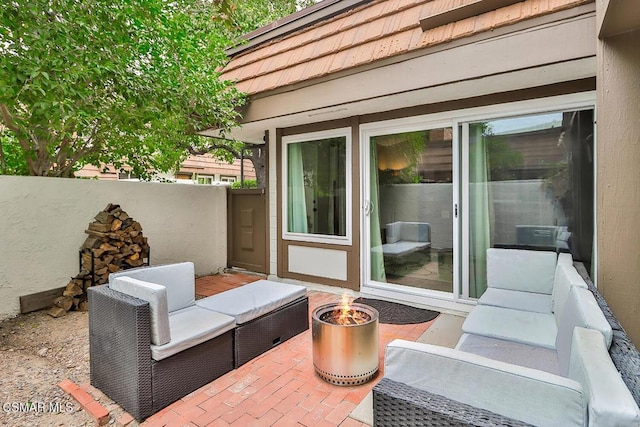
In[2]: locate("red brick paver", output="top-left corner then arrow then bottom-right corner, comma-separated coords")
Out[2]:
59,379 -> 110,426
63,272 -> 435,426
140,274 -> 435,426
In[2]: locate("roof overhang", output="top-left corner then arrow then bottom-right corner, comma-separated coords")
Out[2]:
201,3 -> 596,144
597,0 -> 640,39
226,0 -> 374,58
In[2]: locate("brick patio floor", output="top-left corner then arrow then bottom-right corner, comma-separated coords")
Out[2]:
140,271 -> 436,427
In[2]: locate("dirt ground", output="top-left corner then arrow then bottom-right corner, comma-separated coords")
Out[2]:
0,309 -> 126,426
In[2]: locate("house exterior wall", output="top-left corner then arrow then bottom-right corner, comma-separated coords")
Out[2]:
275,119 -> 361,291
75,155 -> 256,184
0,176 -> 227,320
231,2 -> 640,340
596,28 -> 640,346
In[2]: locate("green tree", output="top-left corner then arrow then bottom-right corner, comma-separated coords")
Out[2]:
187,0 -> 318,188
0,129 -> 28,175
0,0 -> 246,178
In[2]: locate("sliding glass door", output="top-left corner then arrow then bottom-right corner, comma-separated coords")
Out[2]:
365,126 -> 455,295
462,108 -> 594,298
362,99 -> 594,305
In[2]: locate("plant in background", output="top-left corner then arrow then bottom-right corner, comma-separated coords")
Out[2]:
231,179 -> 257,189
0,128 -> 28,175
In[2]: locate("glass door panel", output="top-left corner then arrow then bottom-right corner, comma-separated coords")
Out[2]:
466,109 -> 594,298
368,128 -> 454,293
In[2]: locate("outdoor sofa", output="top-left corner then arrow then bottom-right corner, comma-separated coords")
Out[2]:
88,262 -> 308,420
382,221 -> 431,257
374,249 -> 640,426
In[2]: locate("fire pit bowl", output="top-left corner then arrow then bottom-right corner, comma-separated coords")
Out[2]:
312,301 -> 379,386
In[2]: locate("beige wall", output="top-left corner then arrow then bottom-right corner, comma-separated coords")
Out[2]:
596,29 -> 640,346
0,176 -> 227,319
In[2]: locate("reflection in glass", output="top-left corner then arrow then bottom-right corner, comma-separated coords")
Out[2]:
287,137 -> 347,236
468,110 -> 594,297
370,128 -> 454,293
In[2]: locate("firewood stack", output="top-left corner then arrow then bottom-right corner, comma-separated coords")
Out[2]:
49,203 -> 150,317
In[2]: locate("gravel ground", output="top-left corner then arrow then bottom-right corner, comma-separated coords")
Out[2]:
0,309 -> 128,426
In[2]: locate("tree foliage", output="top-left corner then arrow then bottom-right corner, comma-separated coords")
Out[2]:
0,0 -> 245,178
0,0 -> 317,179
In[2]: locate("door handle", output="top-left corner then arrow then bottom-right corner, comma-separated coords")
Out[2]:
364,201 -> 374,215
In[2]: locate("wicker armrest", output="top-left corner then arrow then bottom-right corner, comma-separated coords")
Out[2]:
373,378 -> 532,427
88,285 -> 153,420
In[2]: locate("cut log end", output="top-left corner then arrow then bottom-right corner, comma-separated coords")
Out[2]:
50,203 -> 150,317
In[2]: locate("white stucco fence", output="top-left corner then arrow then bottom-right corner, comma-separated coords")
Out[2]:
0,175 -> 227,320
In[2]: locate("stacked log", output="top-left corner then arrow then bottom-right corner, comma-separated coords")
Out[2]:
48,204 -> 150,317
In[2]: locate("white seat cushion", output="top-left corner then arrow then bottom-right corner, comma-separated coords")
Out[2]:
462,305 -> 558,349
110,276 -> 171,346
456,333 -> 560,375
381,241 -> 430,257
150,306 -> 235,361
486,248 -> 557,294
477,288 -> 552,313
109,262 -> 196,312
196,280 -> 306,325
568,327 -> 640,426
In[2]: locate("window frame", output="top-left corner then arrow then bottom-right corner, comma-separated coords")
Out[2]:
220,175 -> 237,183
282,127 -> 352,246
196,175 -> 214,185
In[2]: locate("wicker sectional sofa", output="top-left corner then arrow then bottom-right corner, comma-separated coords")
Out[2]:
374,250 -> 640,426
88,262 -> 308,421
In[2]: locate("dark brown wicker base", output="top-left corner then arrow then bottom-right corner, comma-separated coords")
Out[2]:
234,296 -> 309,368
88,286 -> 234,421
373,378 -> 532,426
152,331 -> 234,411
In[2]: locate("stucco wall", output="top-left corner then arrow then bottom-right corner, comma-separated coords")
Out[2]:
0,176 -> 227,319
596,29 -> 640,347
379,181 -> 560,249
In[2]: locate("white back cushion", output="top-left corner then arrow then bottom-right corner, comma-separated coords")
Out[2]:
386,222 -> 431,243
557,252 -> 573,268
552,263 -> 588,324
385,222 -> 401,244
399,222 -> 430,243
385,339 -> 586,426
110,277 -> 171,345
568,327 -> 640,426
486,249 -> 557,294
556,286 -> 613,376
109,262 -> 195,312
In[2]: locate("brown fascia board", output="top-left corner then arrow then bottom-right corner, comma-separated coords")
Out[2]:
419,0 -> 525,32
226,0 -> 374,57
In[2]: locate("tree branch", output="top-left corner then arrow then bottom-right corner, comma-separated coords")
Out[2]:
0,137 -> 6,175
188,141 -> 241,159
0,104 -> 20,135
